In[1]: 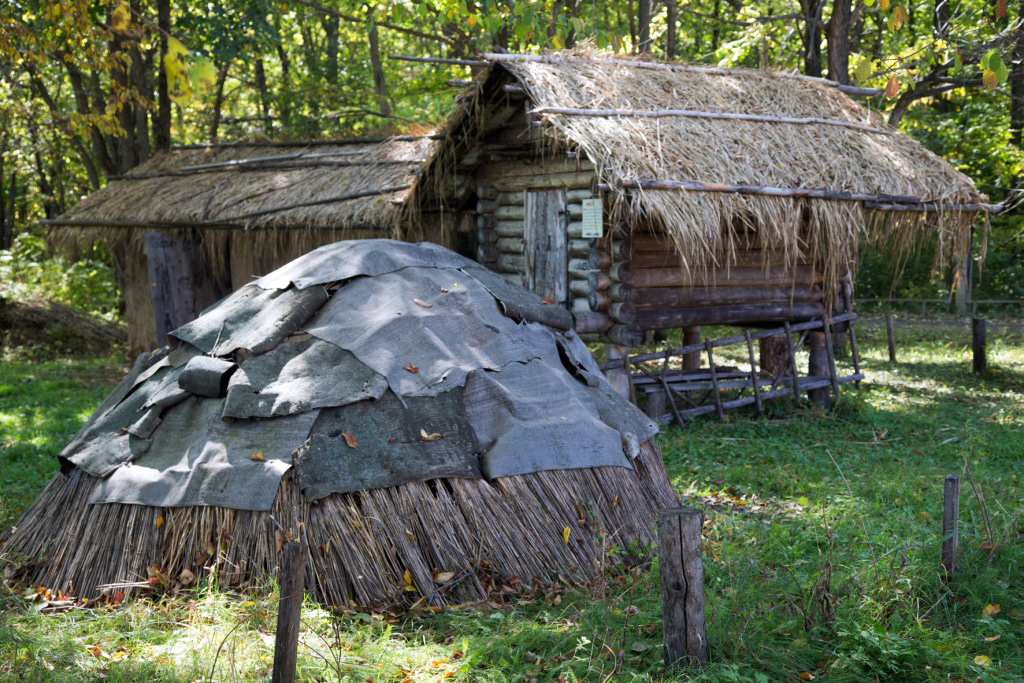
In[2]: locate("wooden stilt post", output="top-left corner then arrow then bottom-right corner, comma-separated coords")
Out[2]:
605,344 -> 634,401
272,541 -> 308,683
886,314 -> 897,363
941,476 -> 960,579
682,326 -> 702,370
658,508 -> 708,670
807,330 -> 830,406
972,318 -> 986,374
783,322 -> 801,402
743,329 -> 763,414
704,340 -> 724,420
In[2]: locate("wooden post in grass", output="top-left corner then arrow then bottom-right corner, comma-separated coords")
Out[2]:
658,508 -> 707,669
942,476 -> 960,579
972,318 -> 986,374
273,541 -> 307,683
885,314 -> 897,363
605,344 -> 633,401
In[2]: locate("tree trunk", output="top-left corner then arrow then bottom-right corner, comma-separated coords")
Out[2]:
628,1 -> 637,52
367,9 -> 392,117
711,0 -> 722,51
254,58 -> 273,131
565,0 -> 580,47
666,0 -> 677,59
638,0 -> 652,53
801,0 -> 824,77
933,0 -> 952,38
155,0 -> 171,151
828,0 -> 851,84
1013,1 -> 1024,147
0,153 -> 7,250
210,62 -> 229,143
322,14 -> 340,84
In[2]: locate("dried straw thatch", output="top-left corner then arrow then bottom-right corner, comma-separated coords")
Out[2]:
431,51 -> 987,294
1,240 -> 678,609
48,136 -> 438,247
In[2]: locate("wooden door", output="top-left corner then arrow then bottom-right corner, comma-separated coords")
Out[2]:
145,231 -> 229,345
524,188 -> 568,305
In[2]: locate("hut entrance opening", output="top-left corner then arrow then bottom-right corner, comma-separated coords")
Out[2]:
524,188 -> 569,305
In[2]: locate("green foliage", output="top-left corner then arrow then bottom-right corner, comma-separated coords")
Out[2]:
0,234 -> 122,322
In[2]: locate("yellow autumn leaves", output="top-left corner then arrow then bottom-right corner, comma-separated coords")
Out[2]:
164,37 -> 217,106
110,1 -> 214,107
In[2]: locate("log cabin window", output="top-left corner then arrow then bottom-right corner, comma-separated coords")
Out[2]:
524,188 -> 568,305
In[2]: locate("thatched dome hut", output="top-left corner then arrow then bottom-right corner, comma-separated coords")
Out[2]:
1,239 -> 678,608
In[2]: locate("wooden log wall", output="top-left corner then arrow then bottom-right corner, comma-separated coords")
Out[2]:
586,229 -> 840,332
474,159 -> 623,333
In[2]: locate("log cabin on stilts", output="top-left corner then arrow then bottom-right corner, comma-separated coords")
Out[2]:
413,51 -> 996,420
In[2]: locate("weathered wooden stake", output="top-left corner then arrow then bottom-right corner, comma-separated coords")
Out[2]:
272,541 -> 308,683
605,344 -> 633,401
885,314 -> 897,363
941,476 -> 960,578
972,318 -> 986,374
658,507 -> 708,669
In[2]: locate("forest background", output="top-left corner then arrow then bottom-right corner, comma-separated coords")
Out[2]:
0,0 -> 1022,319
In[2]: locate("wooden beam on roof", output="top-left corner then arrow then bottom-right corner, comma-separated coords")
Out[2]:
389,55 -> 488,67
171,134 -> 446,151
530,106 -> 894,135
599,179 -> 999,212
108,159 -> 424,181
481,53 -> 884,96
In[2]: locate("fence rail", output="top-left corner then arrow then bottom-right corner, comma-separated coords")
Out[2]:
855,298 -> 1024,316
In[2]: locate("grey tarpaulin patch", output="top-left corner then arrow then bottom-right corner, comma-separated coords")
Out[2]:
61,362 -> 193,477
584,381 -> 659,448
459,261 -> 574,331
295,390 -> 481,501
126,407 -> 162,439
223,336 -> 387,419
256,239 -> 469,290
464,359 -> 632,480
170,283 -> 329,356
305,267 -> 551,397
178,356 -> 237,397
89,396 -> 319,510
61,351 -> 152,472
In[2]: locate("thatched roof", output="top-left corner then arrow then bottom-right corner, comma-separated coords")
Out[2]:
49,136 -> 438,239
432,51 -> 991,289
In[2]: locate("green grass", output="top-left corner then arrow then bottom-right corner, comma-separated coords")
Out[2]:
1,317 -> 1022,682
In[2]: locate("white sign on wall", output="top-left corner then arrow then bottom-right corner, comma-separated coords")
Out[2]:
581,198 -> 604,238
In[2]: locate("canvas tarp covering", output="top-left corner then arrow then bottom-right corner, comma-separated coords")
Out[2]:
61,240 -> 657,511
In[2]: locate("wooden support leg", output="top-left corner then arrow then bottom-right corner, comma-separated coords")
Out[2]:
659,508 -> 708,670
682,326 -> 701,370
759,334 -> 791,380
605,344 -> 633,402
646,389 -> 667,419
807,330 -> 830,407
942,475 -> 960,578
972,318 -> 986,374
886,314 -> 897,363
